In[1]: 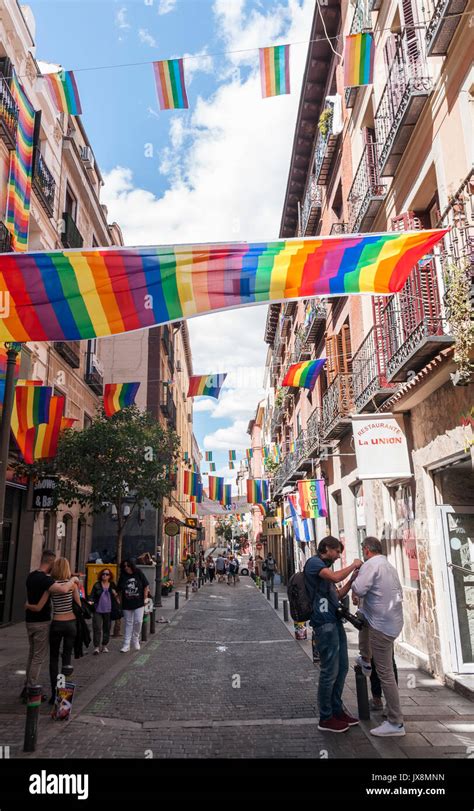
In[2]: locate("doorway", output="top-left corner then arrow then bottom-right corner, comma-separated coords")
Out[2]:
439,506 -> 474,673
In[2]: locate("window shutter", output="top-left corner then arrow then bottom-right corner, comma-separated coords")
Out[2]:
325,334 -> 338,384
338,323 -> 352,374
400,0 -> 421,64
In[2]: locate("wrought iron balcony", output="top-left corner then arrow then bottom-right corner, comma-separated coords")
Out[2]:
162,325 -> 175,369
306,407 -> 322,457
314,109 -> 339,186
61,212 -> 83,249
321,374 -> 354,439
348,142 -> 386,233
0,77 -> 18,149
382,258 -> 454,382
84,348 -> 104,395
300,175 -> 322,236
55,341 -> 81,369
435,169 -> 473,278
352,327 -> 395,412
292,332 -> 312,363
369,0 -> 382,10
303,299 -> 327,347
33,151 -> 56,218
160,383 -> 177,428
0,221 -> 12,253
425,0 -> 468,56
374,30 -> 431,177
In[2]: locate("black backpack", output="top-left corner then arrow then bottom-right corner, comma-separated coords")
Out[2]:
287,563 -> 313,622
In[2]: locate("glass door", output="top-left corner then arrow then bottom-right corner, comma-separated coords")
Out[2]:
439,506 -> 474,674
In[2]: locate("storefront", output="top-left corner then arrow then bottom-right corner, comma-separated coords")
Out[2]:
0,478 -> 35,625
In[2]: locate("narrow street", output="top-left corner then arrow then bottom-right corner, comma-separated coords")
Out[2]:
1,579 -> 472,760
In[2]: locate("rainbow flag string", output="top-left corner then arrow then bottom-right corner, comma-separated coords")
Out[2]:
208,475 -> 224,502
153,59 -> 188,110
183,470 -> 201,498
209,462 -> 216,472
43,70 -> 82,115
103,382 -> 140,417
188,374 -> 227,399
246,478 -> 269,504
344,33 -> 374,88
5,71 -> 35,252
246,449 -> 254,460
283,359 -> 326,389
259,45 -> 290,98
228,450 -> 236,461
0,232 -> 447,343
228,461 -> 235,470
297,479 -> 327,519
205,451 -> 213,461
222,484 -> 232,507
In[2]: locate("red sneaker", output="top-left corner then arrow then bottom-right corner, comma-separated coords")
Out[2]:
317,716 -> 349,733
335,710 -> 359,726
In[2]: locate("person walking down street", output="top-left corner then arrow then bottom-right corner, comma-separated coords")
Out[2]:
206,555 -> 216,583
263,553 -> 277,591
184,555 -> 194,583
25,557 -> 81,705
351,536 -> 405,737
248,555 -> 255,580
227,555 -> 239,586
117,560 -> 150,653
22,551 -> 78,703
304,537 -> 362,733
216,553 -> 226,583
88,568 -> 119,655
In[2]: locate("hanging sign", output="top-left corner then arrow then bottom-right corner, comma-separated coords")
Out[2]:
32,476 -> 57,509
352,414 -> 412,480
262,517 -> 282,536
164,519 -> 180,537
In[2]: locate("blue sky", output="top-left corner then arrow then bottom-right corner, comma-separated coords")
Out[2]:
28,0 -> 315,487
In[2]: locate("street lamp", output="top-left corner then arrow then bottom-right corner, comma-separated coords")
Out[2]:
0,342 -> 22,551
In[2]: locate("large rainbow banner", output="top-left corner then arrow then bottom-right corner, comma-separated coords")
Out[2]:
0,232 -> 446,342
5,71 -> 36,252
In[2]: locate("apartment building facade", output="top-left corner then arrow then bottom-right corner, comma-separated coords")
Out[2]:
264,0 -> 473,684
0,1 -> 124,623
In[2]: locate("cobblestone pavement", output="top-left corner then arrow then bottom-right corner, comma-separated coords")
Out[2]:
0,578 -> 472,759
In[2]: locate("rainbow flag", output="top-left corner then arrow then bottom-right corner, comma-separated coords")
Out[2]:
208,475 -> 224,502
188,374 -> 227,399
0,232 -> 447,342
228,450 -> 236,461
103,382 -> 140,417
43,70 -> 82,115
228,461 -> 235,470
297,479 -> 327,519
13,385 -> 52,433
263,446 -> 270,460
5,71 -> 35,252
272,444 -> 281,463
344,33 -> 374,87
205,451 -> 213,461
183,470 -> 201,497
222,484 -> 232,507
12,394 -> 64,464
60,416 -> 77,431
247,479 -> 269,504
283,359 -> 326,389
246,449 -> 253,460
153,59 -> 188,110
259,45 -> 290,98
183,451 -> 189,462
209,462 -> 216,472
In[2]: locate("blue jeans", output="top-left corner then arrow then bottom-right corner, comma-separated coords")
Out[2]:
314,621 -> 348,721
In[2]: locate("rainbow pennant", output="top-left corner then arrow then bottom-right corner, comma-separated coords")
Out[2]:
344,33 -> 374,87
5,71 -> 35,252
103,382 -> 140,417
43,70 -> 82,115
283,359 -> 326,389
246,448 -> 253,460
60,416 -> 77,431
221,484 -> 232,507
188,374 -> 227,399
183,469 -> 199,497
297,479 -> 327,519
205,451 -> 213,461
247,479 -> 269,504
0,232 -> 447,342
259,45 -> 290,98
208,475 -> 224,502
228,461 -> 235,470
228,450 -> 236,461
153,59 -> 189,110
209,462 -> 216,472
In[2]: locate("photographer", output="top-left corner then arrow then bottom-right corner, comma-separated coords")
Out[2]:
304,536 -> 363,733
351,536 -> 405,738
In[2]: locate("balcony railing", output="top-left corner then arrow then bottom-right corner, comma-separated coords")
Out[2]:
348,142 -> 386,233
162,325 -> 175,369
425,0 -> 468,56
0,77 -> 18,149
61,212 -> 83,249
303,299 -> 327,347
84,349 -> 104,395
306,407 -> 322,456
352,327 -> 395,412
300,175 -> 322,236
0,221 -> 12,253
374,30 -> 431,177
160,384 -> 177,427
314,109 -> 339,186
55,341 -> 81,369
436,169 -> 473,277
33,151 -> 56,218
321,374 -> 354,439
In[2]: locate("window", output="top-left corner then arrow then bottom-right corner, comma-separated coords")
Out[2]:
64,186 -> 77,220
83,412 -> 92,429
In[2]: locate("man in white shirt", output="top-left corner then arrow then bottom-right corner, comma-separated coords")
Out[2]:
352,536 -> 405,737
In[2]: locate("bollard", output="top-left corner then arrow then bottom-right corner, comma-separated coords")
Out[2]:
186,584 -> 189,600
150,609 -> 156,634
283,599 -> 289,622
141,612 -> 149,642
261,581 -> 265,594
266,586 -> 271,600
175,590 -> 180,610
354,665 -> 370,720
23,684 -> 42,752
274,591 -> 279,610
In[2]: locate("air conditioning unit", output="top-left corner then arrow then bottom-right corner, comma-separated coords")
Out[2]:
90,353 -> 104,376
80,145 -> 94,171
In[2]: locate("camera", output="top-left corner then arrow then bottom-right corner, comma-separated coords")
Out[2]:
336,603 -> 365,630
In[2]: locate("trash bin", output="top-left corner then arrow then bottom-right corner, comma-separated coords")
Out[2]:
136,564 -> 156,600
86,563 -> 118,596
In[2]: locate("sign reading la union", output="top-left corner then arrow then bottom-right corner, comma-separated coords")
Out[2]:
352,414 -> 412,480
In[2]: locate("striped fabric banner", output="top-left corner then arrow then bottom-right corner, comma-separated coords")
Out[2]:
12,394 -> 64,464
183,470 -> 201,497
283,359 -> 326,389
103,382 -> 140,417
43,70 -> 82,115
209,462 -> 216,472
183,451 -> 189,462
246,448 -> 253,460
13,385 -> 52,433
60,416 -> 77,431
288,493 -> 314,542
153,59 -> 189,110
272,444 -> 281,463
246,478 -> 269,504
222,484 -> 232,507
344,33 -> 374,87
208,475 -> 224,502
205,451 -> 213,461
0,232 -> 447,343
297,479 -> 328,518
228,461 -> 235,470
259,45 -> 290,98
5,71 -> 35,252
188,374 -> 227,399
228,450 -> 236,461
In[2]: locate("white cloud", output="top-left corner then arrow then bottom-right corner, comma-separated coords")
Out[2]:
182,50 -> 214,84
211,388 -> 265,421
138,28 -> 157,47
115,7 -> 130,29
193,399 -> 217,413
158,0 -> 177,14
203,420 -> 252,451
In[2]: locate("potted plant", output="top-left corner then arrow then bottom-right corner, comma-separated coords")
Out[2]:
161,579 -> 174,596
317,107 -> 333,139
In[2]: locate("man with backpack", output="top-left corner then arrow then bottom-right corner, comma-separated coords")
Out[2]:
304,536 -> 363,733
263,553 -> 277,591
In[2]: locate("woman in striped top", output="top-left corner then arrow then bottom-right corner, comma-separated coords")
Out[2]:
26,557 -> 81,703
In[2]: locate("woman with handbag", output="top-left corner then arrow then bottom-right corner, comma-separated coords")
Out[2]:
87,569 -> 119,655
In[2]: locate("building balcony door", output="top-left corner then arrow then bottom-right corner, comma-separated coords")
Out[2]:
438,506 -> 474,674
